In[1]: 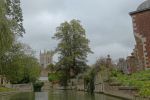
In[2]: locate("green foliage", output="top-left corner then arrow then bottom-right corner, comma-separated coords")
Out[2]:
0,0 -> 25,76
53,19 -> 92,86
47,63 -> 55,72
139,84 -> 150,97
0,43 -> 40,84
58,71 -> 69,86
48,72 -> 62,82
48,71 -> 69,86
111,70 -> 150,97
0,0 -> 39,84
23,56 -> 40,83
110,69 -> 119,77
94,57 -> 113,82
0,87 -> 15,92
0,0 -> 14,56
6,0 -> 25,36
0,0 -> 25,54
33,81 -> 44,92
84,68 -> 96,94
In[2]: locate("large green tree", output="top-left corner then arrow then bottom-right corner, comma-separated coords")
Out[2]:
6,0 -> 25,36
0,0 -> 25,56
0,0 -> 25,75
0,0 -> 14,55
1,43 -> 40,84
0,0 -> 40,84
53,19 -> 92,86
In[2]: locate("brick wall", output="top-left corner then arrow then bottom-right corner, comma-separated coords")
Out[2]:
130,10 -> 150,69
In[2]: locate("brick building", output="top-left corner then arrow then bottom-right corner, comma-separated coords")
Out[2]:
130,0 -> 150,69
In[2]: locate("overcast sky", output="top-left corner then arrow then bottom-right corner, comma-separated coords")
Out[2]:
20,0 -> 143,64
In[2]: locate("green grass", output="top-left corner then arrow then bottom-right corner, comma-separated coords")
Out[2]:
0,87 -> 15,92
110,70 -> 150,97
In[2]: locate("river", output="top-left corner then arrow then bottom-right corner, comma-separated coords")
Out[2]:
0,90 -> 127,100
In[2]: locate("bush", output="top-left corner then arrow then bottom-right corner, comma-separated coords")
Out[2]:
48,72 -> 62,83
33,81 -> 44,92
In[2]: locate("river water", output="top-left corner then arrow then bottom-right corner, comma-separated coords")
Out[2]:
0,90 -> 126,100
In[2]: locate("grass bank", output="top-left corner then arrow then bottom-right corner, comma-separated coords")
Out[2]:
110,70 -> 150,97
0,87 -> 15,92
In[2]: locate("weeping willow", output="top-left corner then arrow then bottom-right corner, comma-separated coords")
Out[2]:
0,0 -> 25,79
0,0 -> 14,56
0,0 -> 14,76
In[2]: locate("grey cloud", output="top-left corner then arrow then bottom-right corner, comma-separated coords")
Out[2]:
20,0 -> 143,64
21,0 -> 66,18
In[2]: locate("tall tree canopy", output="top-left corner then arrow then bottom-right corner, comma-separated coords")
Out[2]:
0,0 -> 40,84
53,19 -> 92,85
0,0 -> 14,55
0,0 -> 25,56
6,0 -> 25,36
0,43 -> 40,84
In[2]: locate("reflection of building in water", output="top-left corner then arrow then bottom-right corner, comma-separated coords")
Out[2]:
35,92 -> 48,100
40,50 -> 54,68
130,0 -> 150,70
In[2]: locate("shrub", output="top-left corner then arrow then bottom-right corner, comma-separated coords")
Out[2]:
33,81 -> 44,92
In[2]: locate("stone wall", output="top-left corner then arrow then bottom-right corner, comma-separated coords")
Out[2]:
76,79 -> 84,91
11,84 -> 33,91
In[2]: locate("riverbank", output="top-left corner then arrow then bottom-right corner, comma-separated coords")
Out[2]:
53,83 -> 149,100
0,85 -> 32,96
0,87 -> 18,96
0,82 -> 149,100
77,89 -> 133,100
0,90 -> 125,100
76,86 -> 133,100
0,91 -> 19,96
0,87 -> 15,92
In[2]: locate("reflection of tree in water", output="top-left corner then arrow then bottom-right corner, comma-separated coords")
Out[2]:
67,91 -> 78,100
50,90 -> 77,100
10,92 -> 34,100
2,90 -> 124,100
62,91 -> 69,100
89,94 -> 95,100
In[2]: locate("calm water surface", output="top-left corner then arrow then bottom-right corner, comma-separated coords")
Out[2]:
0,90 -> 126,100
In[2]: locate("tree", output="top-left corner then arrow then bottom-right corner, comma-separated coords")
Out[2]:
0,0 -> 25,83
0,0 -> 40,84
0,0 -> 25,56
0,43 -> 40,84
53,19 -> 92,86
47,63 -> 55,72
94,57 -> 114,82
0,0 -> 14,56
83,67 -> 96,94
6,0 -> 25,36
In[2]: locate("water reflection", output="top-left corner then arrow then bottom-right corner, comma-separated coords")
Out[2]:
35,92 -> 48,100
0,90 -> 126,100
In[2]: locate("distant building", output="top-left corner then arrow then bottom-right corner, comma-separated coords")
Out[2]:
106,55 -> 112,68
40,50 -> 54,68
117,58 -> 128,74
130,0 -> 150,70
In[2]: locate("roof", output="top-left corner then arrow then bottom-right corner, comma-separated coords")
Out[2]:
137,0 -> 150,11
130,0 -> 150,15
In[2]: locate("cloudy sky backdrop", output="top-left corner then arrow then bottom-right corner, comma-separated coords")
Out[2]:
20,0 -> 143,64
